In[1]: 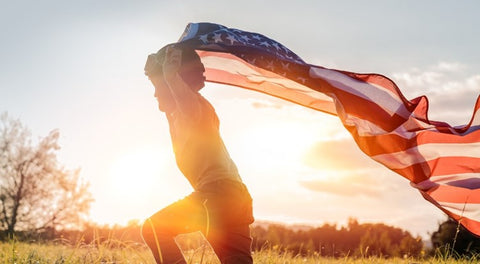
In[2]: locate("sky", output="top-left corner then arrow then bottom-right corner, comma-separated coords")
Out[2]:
2,0 -> 480,239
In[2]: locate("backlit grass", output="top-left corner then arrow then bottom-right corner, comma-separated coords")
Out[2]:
1,240 -> 479,263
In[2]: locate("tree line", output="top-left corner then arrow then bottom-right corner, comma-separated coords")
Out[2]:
8,217 -> 478,259
250,218 -> 423,258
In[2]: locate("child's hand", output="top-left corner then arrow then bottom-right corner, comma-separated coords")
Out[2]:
163,45 -> 182,81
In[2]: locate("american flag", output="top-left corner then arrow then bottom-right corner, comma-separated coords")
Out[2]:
174,22 -> 480,236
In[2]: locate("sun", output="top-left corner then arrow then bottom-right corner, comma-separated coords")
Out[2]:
93,147 -> 188,226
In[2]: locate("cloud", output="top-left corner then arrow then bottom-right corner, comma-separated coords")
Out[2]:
297,167 -> 409,197
465,75 -> 480,90
391,61 -> 474,94
435,61 -> 466,72
299,137 -> 413,198
298,173 -> 382,198
392,71 -> 443,89
302,138 -> 379,170
253,169 -> 444,239
391,62 -> 480,125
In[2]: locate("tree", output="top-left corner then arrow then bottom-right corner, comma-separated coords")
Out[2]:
0,112 -> 93,238
431,218 -> 480,257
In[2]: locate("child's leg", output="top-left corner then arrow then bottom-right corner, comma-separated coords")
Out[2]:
142,192 -> 208,264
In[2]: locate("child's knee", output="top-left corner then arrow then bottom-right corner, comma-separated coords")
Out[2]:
141,218 -> 155,243
141,218 -> 172,244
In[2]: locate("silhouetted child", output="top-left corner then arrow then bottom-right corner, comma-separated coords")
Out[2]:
141,45 -> 254,264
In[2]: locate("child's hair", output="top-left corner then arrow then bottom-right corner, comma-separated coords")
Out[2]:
144,45 -> 201,77
144,45 -> 168,77
180,48 -> 201,66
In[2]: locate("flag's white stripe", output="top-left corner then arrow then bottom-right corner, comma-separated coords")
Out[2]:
438,201 -> 480,222
202,55 -> 334,102
342,113 -> 429,138
430,173 -> 480,184
412,174 -> 480,191
342,113 -> 435,139
341,112 -> 389,136
309,67 -> 411,119
372,142 -> 480,170
346,111 -> 454,139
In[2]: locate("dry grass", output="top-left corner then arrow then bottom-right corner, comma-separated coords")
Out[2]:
1,239 -> 479,264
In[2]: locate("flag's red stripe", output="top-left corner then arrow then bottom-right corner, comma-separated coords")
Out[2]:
417,129 -> 480,143
428,157 -> 480,176
461,218 -> 480,237
392,162 -> 431,183
392,157 -> 480,181
309,74 -> 412,132
355,134 -> 415,156
420,191 -> 480,235
424,185 -> 480,203
355,130 -> 480,158
327,88 -> 408,132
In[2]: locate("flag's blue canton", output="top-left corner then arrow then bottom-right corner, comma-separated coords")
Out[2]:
187,26 -> 310,84
197,28 -> 303,63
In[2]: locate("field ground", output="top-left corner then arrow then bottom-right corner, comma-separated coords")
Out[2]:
1,241 -> 479,264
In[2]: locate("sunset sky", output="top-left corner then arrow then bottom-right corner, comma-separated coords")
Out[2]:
2,0 -> 480,239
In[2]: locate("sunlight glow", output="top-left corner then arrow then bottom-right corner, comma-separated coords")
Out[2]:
232,122 -> 315,169
108,148 -> 166,203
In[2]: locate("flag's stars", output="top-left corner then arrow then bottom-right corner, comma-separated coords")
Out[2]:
297,77 -> 307,84
280,45 -> 290,54
252,34 -> 262,41
226,34 -> 237,45
281,62 -> 290,71
213,33 -> 223,43
240,34 -> 251,43
272,42 -> 281,51
247,58 -> 256,64
199,34 -> 209,44
275,52 -> 285,59
266,61 -> 275,71
260,41 -> 271,48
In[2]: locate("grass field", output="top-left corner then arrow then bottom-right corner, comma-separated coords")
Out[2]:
1,240 -> 479,264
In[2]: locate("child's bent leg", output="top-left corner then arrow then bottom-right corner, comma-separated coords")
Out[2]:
142,193 -> 208,264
